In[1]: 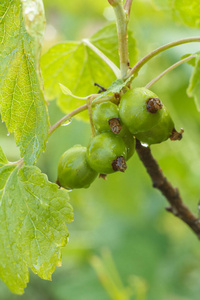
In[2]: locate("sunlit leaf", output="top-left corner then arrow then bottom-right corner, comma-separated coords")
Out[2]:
41,23 -> 137,121
187,55 -> 200,111
93,77 -> 132,102
0,0 -> 49,165
90,23 -> 138,68
59,83 -> 94,99
41,41 -> 116,120
173,0 -> 200,28
181,54 -> 196,67
153,0 -> 200,28
0,146 -> 73,294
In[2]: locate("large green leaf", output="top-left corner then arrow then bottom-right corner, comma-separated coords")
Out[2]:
0,146 -> 73,294
0,0 -> 49,165
90,23 -> 138,68
187,54 -> 200,111
42,41 -> 116,120
153,0 -> 200,28
173,0 -> 200,28
41,23 -> 137,121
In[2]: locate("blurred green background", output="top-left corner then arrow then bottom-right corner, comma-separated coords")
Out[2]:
1,0 -> 200,299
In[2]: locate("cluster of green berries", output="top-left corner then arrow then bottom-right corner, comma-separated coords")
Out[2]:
57,87 -> 180,190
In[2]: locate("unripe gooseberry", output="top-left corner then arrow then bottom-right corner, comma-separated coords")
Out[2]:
134,107 -> 174,145
119,87 -> 163,134
119,126 -> 136,160
86,132 -> 127,174
92,101 -> 135,160
57,145 -> 98,189
92,101 -> 119,134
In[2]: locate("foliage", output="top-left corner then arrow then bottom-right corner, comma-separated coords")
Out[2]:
0,0 -> 200,298
0,0 -> 49,165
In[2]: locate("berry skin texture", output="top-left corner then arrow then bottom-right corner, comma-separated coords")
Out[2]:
86,132 -> 127,174
119,87 -> 164,134
92,101 -> 119,134
135,107 -> 174,145
119,126 -> 136,160
57,145 -> 98,189
92,101 -> 135,160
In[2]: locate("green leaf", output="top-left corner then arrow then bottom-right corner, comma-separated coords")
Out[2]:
92,77 -> 131,103
181,52 -> 200,66
0,0 -> 49,165
187,55 -> 200,111
41,23 -> 137,121
0,146 -> 73,294
173,0 -> 200,28
90,23 -> 138,68
41,41 -> 116,121
153,0 -> 200,28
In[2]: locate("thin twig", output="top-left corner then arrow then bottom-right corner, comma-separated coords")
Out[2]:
136,139 -> 200,239
87,96 -> 96,137
8,158 -> 24,168
126,37 -> 200,80
82,39 -> 121,78
49,104 -> 87,136
124,0 -> 133,19
48,95 -> 115,136
145,55 -> 196,89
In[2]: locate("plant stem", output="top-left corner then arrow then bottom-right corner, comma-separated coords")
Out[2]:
48,95 -> 115,136
112,0 -> 130,79
136,140 -> 200,239
87,96 -> 96,137
9,158 -> 24,167
145,54 -> 196,89
82,39 -> 121,78
124,0 -> 133,19
49,104 -> 87,136
127,37 -> 200,80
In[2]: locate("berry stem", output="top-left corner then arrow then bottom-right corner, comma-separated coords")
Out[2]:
126,37 -> 200,80
110,0 -> 130,79
87,96 -> 96,137
49,95 -> 115,136
145,54 -> 196,89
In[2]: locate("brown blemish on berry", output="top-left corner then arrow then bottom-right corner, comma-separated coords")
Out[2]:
108,118 -> 122,134
112,156 -> 127,172
146,97 -> 163,113
170,128 -> 184,141
99,174 -> 107,180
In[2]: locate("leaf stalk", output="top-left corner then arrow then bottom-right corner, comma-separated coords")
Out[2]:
127,37 -> 200,81
82,39 -> 121,78
49,95 -> 115,136
145,54 -> 196,89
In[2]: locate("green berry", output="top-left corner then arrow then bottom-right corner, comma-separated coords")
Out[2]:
92,101 -> 119,134
135,107 -> 174,145
86,132 -> 127,174
57,145 -> 98,189
119,87 -> 163,134
119,126 -> 136,160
